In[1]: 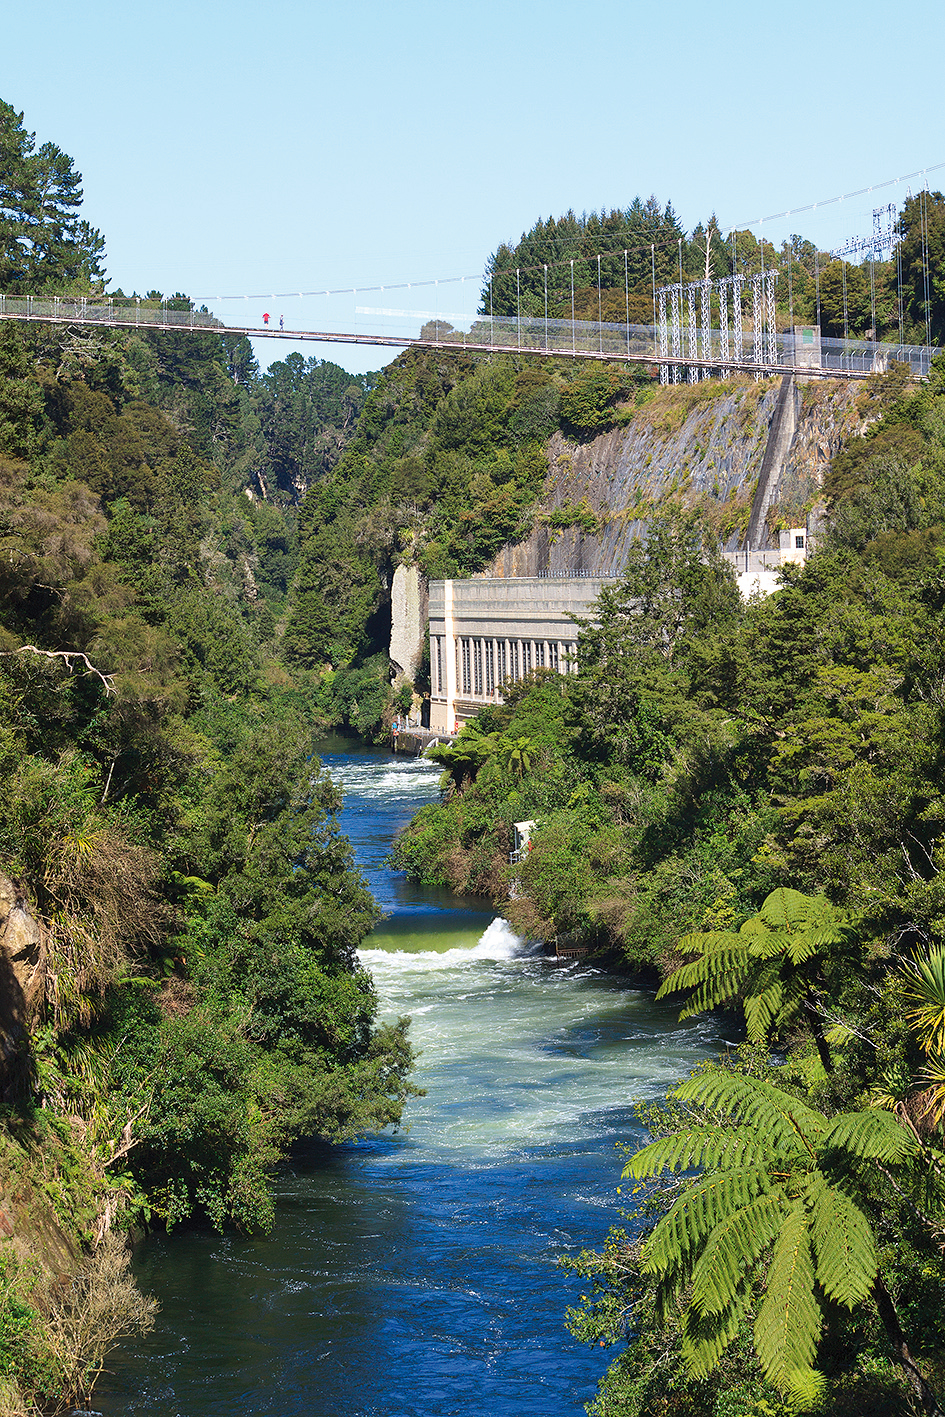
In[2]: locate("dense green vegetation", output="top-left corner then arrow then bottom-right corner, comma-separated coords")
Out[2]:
0,99 -> 421,1414
5,90 -> 945,1416
394,363 -> 945,1412
282,351 -> 643,668
484,194 -> 945,345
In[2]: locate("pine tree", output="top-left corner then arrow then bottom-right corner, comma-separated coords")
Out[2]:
0,99 -> 105,293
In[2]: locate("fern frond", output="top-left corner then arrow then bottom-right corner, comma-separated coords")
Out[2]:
807,1174 -> 877,1308
622,1125 -> 765,1183
688,1188 -> 786,1316
742,971 -> 786,1042
754,1200 -> 821,1387
758,888 -> 832,932
784,927 -> 845,966
822,1107 -> 914,1164
677,930 -> 745,955
656,948 -> 750,1004
744,974 -> 809,1041
784,1366 -> 827,1408
644,1167 -> 772,1279
674,982 -> 746,1021
745,930 -> 789,961
680,1279 -> 753,1377
674,1071 -> 828,1155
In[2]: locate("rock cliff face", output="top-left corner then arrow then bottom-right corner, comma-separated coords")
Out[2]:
389,374 -> 864,680
389,563 -> 427,684
0,874 -> 42,1103
488,375 -> 862,577
0,876 -> 80,1281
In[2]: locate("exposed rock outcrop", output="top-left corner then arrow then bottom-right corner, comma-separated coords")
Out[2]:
0,874 -> 42,1102
488,376 -> 862,576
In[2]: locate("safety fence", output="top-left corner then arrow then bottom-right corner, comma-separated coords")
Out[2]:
0,295 -> 938,379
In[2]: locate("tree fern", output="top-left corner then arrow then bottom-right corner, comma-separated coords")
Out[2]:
681,1279 -> 754,1377
823,1108 -> 915,1163
623,1123 -> 765,1180
758,887 -> 834,933
674,1070 -> 829,1152
688,1189 -> 786,1316
623,1069 -> 914,1393
806,1174 -> 877,1307
754,1201 -> 820,1385
657,889 -> 856,1067
644,1166 -> 773,1278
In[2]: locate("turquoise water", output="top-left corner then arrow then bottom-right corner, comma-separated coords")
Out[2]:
98,745 -> 721,1416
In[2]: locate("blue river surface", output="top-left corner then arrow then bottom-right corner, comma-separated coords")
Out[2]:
97,743 -> 722,1417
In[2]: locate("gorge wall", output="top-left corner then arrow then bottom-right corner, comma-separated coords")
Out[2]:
488,374 -> 863,577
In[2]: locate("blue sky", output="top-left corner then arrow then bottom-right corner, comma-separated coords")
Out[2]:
3,0 -> 943,374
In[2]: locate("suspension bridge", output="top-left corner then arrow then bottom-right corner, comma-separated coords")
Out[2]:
0,291 -> 938,381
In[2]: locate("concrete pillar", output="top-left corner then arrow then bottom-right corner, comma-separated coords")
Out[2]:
444,579 -> 456,730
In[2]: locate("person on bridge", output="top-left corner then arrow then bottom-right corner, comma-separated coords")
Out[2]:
263,312 -> 270,326
279,315 -> 284,330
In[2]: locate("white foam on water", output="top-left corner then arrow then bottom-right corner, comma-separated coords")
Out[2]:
332,747 -> 727,1162
359,916 -> 527,975
358,916 -> 716,1160
323,754 -> 442,804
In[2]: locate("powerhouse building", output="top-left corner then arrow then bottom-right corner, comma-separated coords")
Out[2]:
427,576 -> 614,734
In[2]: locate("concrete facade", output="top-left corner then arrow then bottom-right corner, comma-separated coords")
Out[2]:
428,539 -> 813,732
722,526 -> 811,597
428,576 -> 614,733
793,324 -> 822,370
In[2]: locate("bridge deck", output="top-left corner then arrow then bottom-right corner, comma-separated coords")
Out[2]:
0,297 -> 937,380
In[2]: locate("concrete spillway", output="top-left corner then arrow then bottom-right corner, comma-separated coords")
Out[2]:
745,373 -> 800,550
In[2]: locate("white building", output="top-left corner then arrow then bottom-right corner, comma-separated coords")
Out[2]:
722,526 -> 812,598
427,576 -> 614,733
427,533 -> 812,732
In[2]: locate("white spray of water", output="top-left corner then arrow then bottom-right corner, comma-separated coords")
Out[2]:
359,916 -> 527,976
325,756 -> 441,803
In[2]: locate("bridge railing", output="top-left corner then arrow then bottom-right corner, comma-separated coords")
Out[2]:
0,295 -> 225,331
435,313 -> 939,378
0,295 -> 938,377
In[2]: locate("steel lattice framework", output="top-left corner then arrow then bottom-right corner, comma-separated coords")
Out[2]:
717,278 -> 730,371
751,275 -> 764,368
733,275 -> 744,366
656,270 -> 777,383
687,284 -> 698,383
671,285 -> 682,382
831,205 -> 898,263
657,287 -> 669,381
765,272 -> 778,365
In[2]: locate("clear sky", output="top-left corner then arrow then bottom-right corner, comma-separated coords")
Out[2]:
3,0 -> 943,375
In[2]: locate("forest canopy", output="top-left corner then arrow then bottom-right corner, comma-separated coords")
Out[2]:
5,89 -> 945,1417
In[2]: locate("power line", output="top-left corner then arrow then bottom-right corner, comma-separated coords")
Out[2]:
192,159 -> 945,305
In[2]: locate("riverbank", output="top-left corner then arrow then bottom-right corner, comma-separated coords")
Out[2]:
95,743 -> 723,1417
391,726 -> 454,755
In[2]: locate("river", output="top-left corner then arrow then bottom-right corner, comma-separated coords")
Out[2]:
98,743 -> 721,1417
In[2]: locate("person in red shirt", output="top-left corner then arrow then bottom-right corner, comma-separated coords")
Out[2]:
263,312 -> 270,326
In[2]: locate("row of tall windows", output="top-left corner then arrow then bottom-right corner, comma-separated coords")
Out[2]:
433,636 -> 578,698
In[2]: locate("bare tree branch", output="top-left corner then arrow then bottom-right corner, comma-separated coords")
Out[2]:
0,644 -> 115,694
